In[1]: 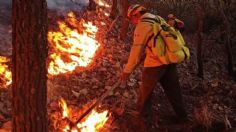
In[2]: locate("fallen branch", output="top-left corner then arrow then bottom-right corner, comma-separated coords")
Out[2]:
224,114 -> 232,129
69,80 -> 121,129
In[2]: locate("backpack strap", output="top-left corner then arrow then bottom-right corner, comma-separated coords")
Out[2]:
144,33 -> 154,54
141,17 -> 161,23
141,16 -> 163,51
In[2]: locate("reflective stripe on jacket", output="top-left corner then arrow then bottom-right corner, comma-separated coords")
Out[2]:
124,13 -> 165,73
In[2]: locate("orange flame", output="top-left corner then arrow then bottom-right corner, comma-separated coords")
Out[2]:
0,56 -> 12,87
104,12 -> 109,17
77,110 -> 109,132
94,0 -> 111,8
47,12 -> 100,76
63,125 -> 71,132
58,98 -> 109,132
59,98 -> 70,119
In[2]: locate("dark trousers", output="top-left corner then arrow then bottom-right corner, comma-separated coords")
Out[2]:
136,64 -> 187,118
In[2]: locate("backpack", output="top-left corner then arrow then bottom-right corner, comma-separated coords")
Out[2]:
141,16 -> 190,64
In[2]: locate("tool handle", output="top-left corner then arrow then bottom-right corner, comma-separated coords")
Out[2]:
74,80 -> 121,125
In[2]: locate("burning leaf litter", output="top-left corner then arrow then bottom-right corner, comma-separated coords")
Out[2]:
94,0 -> 111,8
55,98 -> 109,132
48,11 -> 101,76
0,56 -> 11,88
0,11 -> 104,86
47,4 -> 116,131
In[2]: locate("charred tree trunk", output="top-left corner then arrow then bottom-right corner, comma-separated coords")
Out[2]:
224,20 -> 234,77
120,0 -> 129,40
218,1 -> 236,78
196,5 -> 204,79
110,0 -> 118,19
12,0 -> 48,131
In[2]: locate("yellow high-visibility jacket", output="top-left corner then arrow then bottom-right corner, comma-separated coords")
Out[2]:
124,13 -> 166,73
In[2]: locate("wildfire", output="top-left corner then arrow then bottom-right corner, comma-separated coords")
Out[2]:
94,0 -> 111,8
58,98 -> 109,132
0,56 -> 12,87
48,12 -> 100,76
59,98 -> 70,119
77,110 -> 108,132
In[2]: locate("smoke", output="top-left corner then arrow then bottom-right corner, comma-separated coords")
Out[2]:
0,0 -> 11,5
0,0 -> 11,9
47,0 -> 89,11
0,0 -> 89,12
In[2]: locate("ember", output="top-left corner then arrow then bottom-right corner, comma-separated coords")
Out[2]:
58,98 -> 109,132
0,56 -> 12,87
94,0 -> 111,8
47,11 -> 101,76
77,110 -> 108,132
59,98 -> 70,119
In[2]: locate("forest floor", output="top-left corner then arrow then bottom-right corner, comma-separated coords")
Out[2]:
0,1 -> 236,132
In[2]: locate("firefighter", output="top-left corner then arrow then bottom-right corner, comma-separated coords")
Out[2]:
120,4 -> 188,121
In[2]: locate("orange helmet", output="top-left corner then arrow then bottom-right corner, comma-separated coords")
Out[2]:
127,4 -> 146,18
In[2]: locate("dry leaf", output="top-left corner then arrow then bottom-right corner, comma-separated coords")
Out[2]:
71,90 -> 80,98
123,91 -> 129,98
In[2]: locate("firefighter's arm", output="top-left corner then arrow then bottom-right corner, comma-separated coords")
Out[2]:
123,44 -> 145,73
123,23 -> 152,73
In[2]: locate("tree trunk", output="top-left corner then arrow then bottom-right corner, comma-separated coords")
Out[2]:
110,0 -> 118,19
120,0 -> 129,40
225,22 -> 234,75
218,3 -> 235,76
196,5 -> 204,79
12,0 -> 48,132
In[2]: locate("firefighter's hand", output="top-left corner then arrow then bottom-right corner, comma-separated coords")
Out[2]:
120,72 -> 130,88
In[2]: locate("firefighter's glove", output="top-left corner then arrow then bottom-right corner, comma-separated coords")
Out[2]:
120,72 -> 130,88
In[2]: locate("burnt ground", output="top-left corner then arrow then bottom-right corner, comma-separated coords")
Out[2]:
1,1 -> 236,132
